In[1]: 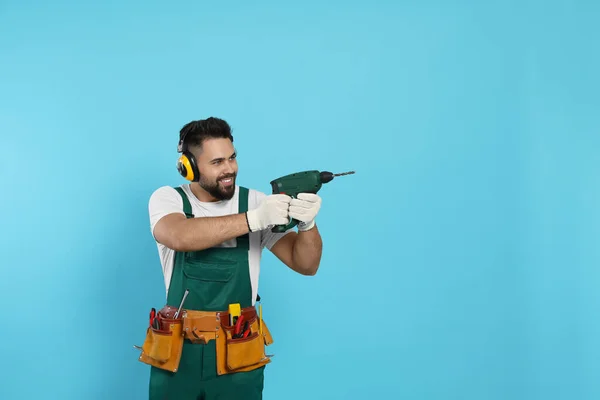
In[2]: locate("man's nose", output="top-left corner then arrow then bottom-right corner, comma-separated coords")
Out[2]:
223,160 -> 235,173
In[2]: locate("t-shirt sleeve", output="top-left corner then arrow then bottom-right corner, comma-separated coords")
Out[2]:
148,186 -> 185,241
251,190 -> 295,250
262,226 -> 294,250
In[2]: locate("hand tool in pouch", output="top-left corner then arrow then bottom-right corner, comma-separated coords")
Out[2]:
259,303 -> 263,337
149,308 -> 157,327
228,303 -> 241,326
174,289 -> 189,319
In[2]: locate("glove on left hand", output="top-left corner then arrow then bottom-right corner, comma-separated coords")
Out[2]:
288,193 -> 322,232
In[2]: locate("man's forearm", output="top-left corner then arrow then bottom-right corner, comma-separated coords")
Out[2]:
174,213 -> 250,251
291,225 -> 323,275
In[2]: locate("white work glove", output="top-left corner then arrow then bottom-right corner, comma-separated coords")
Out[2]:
289,193 -> 322,231
246,194 -> 292,232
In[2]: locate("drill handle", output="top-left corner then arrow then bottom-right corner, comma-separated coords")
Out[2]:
271,217 -> 299,233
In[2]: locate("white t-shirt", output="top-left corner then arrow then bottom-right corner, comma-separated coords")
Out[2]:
148,184 -> 292,304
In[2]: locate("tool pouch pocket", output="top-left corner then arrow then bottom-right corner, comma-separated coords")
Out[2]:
146,328 -> 173,362
260,318 -> 274,346
182,312 -> 220,344
216,315 -> 274,375
138,317 -> 184,373
226,330 -> 265,370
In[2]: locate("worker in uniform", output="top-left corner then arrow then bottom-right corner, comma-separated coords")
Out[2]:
144,117 -> 323,399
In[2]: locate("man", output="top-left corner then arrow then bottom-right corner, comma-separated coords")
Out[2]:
145,117 -> 323,400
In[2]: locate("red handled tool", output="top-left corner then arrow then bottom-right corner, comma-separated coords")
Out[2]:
233,315 -> 245,337
149,308 -> 156,327
241,322 -> 250,338
150,308 -> 161,330
233,315 -> 251,339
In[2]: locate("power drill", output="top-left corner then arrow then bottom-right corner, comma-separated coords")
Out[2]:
270,170 -> 355,232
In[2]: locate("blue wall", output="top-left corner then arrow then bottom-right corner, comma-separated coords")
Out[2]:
1,1 -> 599,399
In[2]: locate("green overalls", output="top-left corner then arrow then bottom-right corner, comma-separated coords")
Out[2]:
149,186 -> 265,400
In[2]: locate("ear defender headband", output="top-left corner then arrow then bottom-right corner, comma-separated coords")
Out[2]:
176,129 -> 200,182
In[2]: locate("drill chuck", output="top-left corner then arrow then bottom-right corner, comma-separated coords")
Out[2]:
320,170 -> 355,184
320,171 -> 334,183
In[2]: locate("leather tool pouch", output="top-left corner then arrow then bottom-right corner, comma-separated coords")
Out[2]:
182,310 -> 221,344
138,313 -> 185,373
215,308 -> 274,375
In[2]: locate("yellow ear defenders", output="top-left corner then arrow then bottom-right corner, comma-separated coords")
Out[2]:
176,130 -> 200,182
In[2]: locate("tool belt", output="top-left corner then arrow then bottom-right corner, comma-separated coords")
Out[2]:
136,304 -> 274,375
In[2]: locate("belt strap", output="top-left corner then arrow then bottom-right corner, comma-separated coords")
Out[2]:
158,305 -> 257,325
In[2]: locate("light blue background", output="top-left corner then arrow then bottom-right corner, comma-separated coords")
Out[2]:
1,1 -> 599,399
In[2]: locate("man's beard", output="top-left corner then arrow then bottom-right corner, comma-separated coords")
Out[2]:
199,173 -> 236,200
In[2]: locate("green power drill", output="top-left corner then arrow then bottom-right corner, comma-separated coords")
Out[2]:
269,170 -> 355,232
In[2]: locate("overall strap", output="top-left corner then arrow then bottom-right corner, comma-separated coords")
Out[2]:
238,186 -> 249,214
237,186 -> 250,251
173,186 -> 194,218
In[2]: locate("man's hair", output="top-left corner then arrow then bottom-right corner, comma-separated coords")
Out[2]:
179,117 -> 233,151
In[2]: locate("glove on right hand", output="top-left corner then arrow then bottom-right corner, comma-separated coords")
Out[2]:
246,194 -> 292,232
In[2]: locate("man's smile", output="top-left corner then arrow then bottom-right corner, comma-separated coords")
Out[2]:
219,176 -> 235,187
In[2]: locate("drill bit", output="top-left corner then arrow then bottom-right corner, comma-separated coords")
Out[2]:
333,171 -> 355,177
319,170 -> 355,183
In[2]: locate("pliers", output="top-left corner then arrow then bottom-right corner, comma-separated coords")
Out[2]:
149,308 -> 161,330
233,315 -> 250,339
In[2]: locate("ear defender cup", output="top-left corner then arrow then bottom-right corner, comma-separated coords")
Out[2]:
176,151 -> 199,182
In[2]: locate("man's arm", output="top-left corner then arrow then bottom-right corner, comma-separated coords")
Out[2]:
270,226 -> 323,275
150,187 -> 291,252
153,213 -> 250,252
269,193 -> 324,275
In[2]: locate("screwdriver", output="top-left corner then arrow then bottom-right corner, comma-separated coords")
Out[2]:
174,289 -> 189,319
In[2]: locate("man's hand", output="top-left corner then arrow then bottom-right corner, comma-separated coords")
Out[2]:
246,194 -> 292,232
289,193 -> 322,231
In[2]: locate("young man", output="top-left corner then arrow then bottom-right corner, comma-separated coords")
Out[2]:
145,117 -> 323,399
